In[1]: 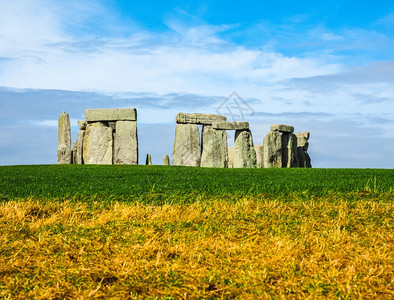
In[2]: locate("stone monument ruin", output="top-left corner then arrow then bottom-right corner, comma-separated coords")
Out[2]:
58,108 -> 311,168
57,108 -> 138,165
173,113 -> 257,168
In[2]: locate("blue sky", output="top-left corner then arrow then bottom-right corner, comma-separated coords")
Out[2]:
0,0 -> 393,167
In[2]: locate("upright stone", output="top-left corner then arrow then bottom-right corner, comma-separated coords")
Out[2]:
284,133 -> 299,168
57,144 -> 72,164
57,111 -> 72,164
296,132 -> 312,168
72,142 -> 77,164
200,125 -> 228,168
114,121 -> 138,165
281,133 -> 290,167
146,154 -> 152,165
228,146 -> 234,168
163,155 -> 170,166
254,145 -> 264,168
173,124 -> 201,167
263,131 -> 282,168
83,122 -> 113,164
74,120 -> 86,165
233,130 -> 256,168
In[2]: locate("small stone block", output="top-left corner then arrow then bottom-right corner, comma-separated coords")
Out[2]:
78,120 -> 87,130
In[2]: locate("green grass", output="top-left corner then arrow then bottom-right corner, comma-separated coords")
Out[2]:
0,165 -> 392,298
0,165 -> 393,202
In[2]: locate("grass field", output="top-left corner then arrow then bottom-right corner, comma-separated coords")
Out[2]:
0,165 -> 393,299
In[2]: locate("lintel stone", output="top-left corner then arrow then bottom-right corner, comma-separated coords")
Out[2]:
85,108 -> 137,122
212,121 -> 249,130
270,124 -> 294,133
176,112 -> 226,125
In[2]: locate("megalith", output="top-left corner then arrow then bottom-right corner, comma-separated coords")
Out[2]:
173,124 -> 201,167
296,132 -> 312,168
176,112 -> 226,125
163,154 -> 170,166
263,130 -> 282,168
114,121 -> 138,165
73,120 -> 86,165
228,146 -> 234,168
146,154 -> 152,165
57,111 -> 72,164
233,129 -> 256,168
282,133 -> 299,168
254,145 -> 264,168
83,122 -> 113,164
200,125 -> 228,168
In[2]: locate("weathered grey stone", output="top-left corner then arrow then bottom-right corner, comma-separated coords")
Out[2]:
176,112 -> 226,125
163,155 -> 170,166
282,133 -> 299,168
212,121 -> 249,130
281,133 -> 289,167
114,121 -> 138,165
108,121 -> 116,131
263,131 -> 282,168
57,144 -> 72,164
233,130 -> 256,168
173,124 -> 201,166
228,146 -> 234,168
73,130 -> 85,164
72,142 -> 77,164
57,111 -> 71,164
85,108 -> 137,122
146,154 -> 152,165
296,132 -> 311,168
58,111 -> 71,148
296,132 -> 310,151
270,124 -> 294,133
200,126 -> 228,168
254,145 -> 264,168
78,120 -> 87,130
83,122 -> 113,164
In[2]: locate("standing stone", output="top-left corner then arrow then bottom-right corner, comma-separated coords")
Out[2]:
146,154 -> 152,165
296,132 -> 312,168
57,144 -> 72,164
173,124 -> 201,167
114,121 -> 138,165
74,129 -> 85,165
72,142 -> 77,164
284,133 -> 299,168
233,130 -> 256,168
281,133 -> 290,167
163,155 -> 170,166
200,125 -> 228,168
228,146 -> 234,168
254,145 -> 264,168
57,111 -> 72,164
263,131 -> 282,168
83,122 -> 113,164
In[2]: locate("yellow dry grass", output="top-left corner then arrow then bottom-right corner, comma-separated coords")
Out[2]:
0,195 -> 393,299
